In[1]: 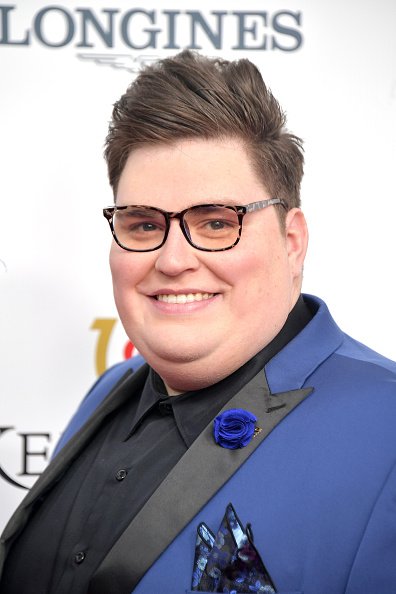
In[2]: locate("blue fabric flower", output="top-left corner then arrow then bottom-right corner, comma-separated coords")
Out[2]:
213,409 -> 257,449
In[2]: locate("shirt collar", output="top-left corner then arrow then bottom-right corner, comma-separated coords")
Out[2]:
125,372 -> 166,440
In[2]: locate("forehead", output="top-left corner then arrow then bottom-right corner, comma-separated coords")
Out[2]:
115,138 -> 269,208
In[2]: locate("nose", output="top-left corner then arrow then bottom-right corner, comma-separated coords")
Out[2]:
154,219 -> 200,276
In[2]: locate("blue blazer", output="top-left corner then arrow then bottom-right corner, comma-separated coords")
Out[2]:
1,295 -> 396,594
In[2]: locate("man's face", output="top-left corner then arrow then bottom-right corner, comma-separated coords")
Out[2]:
110,138 -> 307,392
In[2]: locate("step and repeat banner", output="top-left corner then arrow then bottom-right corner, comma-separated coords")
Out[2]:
1,0 -> 395,530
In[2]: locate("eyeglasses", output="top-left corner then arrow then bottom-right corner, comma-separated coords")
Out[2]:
103,198 -> 287,253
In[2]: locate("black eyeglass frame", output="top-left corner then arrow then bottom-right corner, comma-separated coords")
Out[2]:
102,198 -> 287,253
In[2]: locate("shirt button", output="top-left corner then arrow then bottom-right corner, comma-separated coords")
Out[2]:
115,469 -> 128,481
74,551 -> 86,564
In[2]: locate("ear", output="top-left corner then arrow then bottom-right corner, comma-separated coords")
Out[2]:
285,208 -> 309,281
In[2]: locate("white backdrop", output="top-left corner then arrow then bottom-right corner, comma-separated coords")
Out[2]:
1,0 -> 395,531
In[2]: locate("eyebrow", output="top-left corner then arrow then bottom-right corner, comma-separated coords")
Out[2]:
119,208 -> 161,218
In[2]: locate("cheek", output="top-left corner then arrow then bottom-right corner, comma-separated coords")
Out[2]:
230,249 -> 273,286
228,247 -> 291,309
109,248 -> 141,295
109,250 -> 127,290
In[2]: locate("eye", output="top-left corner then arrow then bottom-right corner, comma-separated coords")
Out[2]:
197,216 -> 238,234
131,221 -> 161,232
206,219 -> 233,230
116,209 -> 166,233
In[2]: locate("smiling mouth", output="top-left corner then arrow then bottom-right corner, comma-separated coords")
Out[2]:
156,293 -> 215,304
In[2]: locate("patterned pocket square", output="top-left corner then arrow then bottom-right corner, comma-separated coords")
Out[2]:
191,503 -> 277,593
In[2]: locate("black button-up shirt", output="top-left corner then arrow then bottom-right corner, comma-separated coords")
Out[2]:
1,296 -> 313,594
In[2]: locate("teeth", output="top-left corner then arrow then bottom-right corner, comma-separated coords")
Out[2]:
157,293 -> 214,303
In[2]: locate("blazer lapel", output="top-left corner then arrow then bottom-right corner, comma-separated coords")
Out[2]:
89,370 -> 313,594
0,365 -> 148,571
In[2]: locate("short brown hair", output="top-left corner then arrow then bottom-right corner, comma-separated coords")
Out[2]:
104,50 -> 304,215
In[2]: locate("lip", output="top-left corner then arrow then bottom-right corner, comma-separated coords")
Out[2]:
147,289 -> 218,297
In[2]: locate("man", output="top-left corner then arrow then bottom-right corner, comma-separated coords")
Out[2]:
1,50 -> 396,594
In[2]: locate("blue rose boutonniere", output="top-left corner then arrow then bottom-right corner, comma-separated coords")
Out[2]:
213,408 -> 258,450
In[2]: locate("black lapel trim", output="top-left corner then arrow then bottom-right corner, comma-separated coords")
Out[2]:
0,365 -> 149,573
89,371 -> 313,594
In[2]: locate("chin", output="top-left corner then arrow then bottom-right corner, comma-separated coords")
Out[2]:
138,341 -> 209,366
156,363 -> 219,393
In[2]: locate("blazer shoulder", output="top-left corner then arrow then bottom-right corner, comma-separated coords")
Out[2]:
52,356 -> 147,456
337,332 -> 396,376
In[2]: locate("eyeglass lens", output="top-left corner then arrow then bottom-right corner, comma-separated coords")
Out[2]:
112,205 -> 241,251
